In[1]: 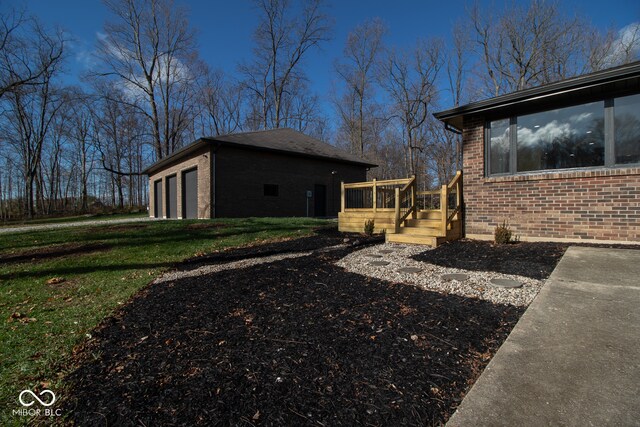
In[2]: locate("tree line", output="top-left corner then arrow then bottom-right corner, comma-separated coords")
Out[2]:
0,0 -> 638,220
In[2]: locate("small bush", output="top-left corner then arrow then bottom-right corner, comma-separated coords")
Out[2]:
364,219 -> 375,236
494,220 -> 513,244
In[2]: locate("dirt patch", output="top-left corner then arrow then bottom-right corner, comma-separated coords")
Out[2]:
62,235 -> 522,426
86,224 -> 149,234
185,222 -> 229,230
0,243 -> 112,265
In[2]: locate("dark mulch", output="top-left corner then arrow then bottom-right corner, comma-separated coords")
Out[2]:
0,243 -> 111,265
412,239 -> 568,280
62,235 -> 522,426
411,239 -> 640,280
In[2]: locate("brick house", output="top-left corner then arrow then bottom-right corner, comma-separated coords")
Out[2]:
143,128 -> 376,219
434,61 -> 640,244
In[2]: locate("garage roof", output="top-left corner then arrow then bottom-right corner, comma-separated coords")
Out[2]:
143,128 -> 377,175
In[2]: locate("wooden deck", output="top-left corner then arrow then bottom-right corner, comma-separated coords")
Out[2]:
338,172 -> 462,246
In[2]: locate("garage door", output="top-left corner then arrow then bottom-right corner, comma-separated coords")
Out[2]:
182,168 -> 198,219
153,179 -> 162,218
166,175 -> 177,218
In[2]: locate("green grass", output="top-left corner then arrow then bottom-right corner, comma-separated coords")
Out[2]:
0,211 -> 148,227
0,217 -> 330,424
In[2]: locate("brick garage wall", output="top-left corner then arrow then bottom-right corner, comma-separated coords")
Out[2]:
462,115 -> 640,243
214,146 -> 368,218
148,145 -> 212,219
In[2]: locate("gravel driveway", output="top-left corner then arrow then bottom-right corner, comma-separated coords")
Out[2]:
0,216 -> 153,234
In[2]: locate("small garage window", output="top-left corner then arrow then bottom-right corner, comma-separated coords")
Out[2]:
264,184 -> 279,197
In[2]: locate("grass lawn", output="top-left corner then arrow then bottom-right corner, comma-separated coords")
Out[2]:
0,217 -> 329,424
0,211 -> 148,228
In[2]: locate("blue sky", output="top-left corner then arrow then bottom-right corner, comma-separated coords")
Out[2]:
5,0 -> 640,112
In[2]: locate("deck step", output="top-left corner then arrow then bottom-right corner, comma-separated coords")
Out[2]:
386,233 -> 444,246
417,210 -> 441,220
404,218 -> 441,228
398,226 -> 442,236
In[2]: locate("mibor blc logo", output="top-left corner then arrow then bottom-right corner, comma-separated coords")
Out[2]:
12,389 -> 62,417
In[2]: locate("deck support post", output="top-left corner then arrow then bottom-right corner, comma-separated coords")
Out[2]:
440,184 -> 448,236
394,187 -> 401,234
411,175 -> 417,219
372,178 -> 377,213
340,181 -> 345,213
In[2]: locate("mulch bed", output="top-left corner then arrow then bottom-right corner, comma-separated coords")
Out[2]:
62,233 -> 522,426
411,239 -> 568,280
411,239 -> 640,280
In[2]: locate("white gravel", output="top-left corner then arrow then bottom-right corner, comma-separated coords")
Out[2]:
336,243 -> 545,307
153,251 -> 314,284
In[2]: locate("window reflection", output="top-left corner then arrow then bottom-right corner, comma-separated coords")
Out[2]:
516,102 -> 604,172
615,94 -> 640,165
489,119 -> 510,174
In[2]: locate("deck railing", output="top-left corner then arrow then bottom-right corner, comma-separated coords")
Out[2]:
416,171 -> 462,236
340,171 -> 461,237
342,177 -> 415,212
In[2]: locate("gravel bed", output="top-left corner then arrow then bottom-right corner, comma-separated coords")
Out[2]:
155,251 -> 314,284
155,244 -> 349,284
0,216 -> 152,234
336,243 -> 544,307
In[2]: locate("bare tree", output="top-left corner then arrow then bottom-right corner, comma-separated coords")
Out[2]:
96,0 -> 200,159
0,8 -> 64,99
65,89 -> 97,211
197,68 -> 243,136
379,39 -> 444,178
468,0 -> 591,96
242,0 -> 331,129
93,85 -> 146,208
2,58 -> 66,218
334,18 -> 386,156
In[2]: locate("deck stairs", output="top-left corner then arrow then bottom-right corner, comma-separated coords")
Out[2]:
338,171 -> 462,247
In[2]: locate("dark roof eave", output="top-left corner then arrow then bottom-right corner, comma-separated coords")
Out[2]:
142,136 -> 378,175
201,137 -> 378,168
434,60 -> 640,130
141,138 -> 209,175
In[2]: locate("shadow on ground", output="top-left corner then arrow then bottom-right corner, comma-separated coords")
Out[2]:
62,242 -> 523,426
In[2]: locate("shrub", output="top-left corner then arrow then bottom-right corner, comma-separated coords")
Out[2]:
364,219 -> 375,236
494,220 -> 513,244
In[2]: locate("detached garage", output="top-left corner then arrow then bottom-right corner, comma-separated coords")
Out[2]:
143,128 -> 376,219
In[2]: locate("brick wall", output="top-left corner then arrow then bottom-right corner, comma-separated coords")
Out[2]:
462,115 -> 640,243
148,145 -> 213,219
215,146 -> 368,218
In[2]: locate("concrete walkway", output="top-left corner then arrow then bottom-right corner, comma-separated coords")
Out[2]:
447,246 -> 640,427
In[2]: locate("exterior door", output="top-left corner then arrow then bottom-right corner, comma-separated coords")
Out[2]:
314,184 -> 327,217
166,175 -> 177,218
153,179 -> 162,218
182,168 -> 198,219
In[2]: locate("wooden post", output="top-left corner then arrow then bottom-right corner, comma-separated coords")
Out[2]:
411,176 -> 417,219
394,187 -> 401,234
372,178 -> 377,213
340,181 -> 345,213
440,184 -> 447,236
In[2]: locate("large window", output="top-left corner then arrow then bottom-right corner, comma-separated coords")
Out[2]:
614,94 -> 640,165
487,95 -> 639,175
489,119 -> 510,174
